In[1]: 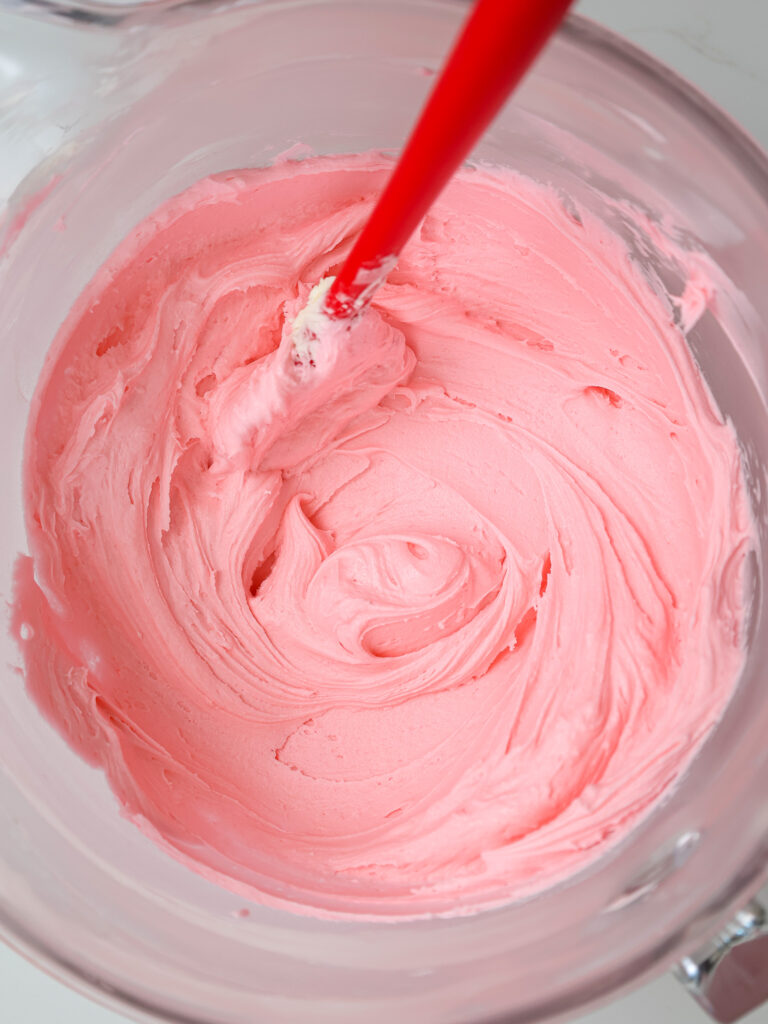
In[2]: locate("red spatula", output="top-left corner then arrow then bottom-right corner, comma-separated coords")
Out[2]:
322,0 -> 575,321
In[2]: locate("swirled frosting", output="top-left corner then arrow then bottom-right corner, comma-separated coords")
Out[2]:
15,153 -> 750,916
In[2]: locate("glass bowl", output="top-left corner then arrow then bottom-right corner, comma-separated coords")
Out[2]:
2,2 -> 768,1022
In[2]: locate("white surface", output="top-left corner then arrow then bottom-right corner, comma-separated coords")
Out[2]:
3,1 -> 768,1022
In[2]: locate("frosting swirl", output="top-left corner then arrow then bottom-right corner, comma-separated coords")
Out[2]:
15,154 -> 750,916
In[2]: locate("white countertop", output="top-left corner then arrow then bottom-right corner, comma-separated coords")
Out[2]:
2,0 -> 768,1021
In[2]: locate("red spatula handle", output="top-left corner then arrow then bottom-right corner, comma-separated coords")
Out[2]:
324,0 -> 574,318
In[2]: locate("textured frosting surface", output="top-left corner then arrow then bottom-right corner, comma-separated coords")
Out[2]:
15,154 -> 750,916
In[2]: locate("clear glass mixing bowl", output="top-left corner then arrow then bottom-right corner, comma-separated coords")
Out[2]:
2,2 -> 768,1022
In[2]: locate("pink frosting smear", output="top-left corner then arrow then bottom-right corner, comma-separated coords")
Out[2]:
14,152 -> 752,917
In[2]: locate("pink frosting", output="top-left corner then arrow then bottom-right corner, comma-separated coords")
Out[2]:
14,153 -> 751,917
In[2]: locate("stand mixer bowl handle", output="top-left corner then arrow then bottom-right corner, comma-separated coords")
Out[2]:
676,899 -> 768,1022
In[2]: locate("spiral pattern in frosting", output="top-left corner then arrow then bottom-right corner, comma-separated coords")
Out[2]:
16,154 -> 750,916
